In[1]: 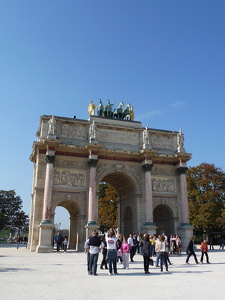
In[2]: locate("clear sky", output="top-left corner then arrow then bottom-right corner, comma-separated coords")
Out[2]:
1,1 -> 225,229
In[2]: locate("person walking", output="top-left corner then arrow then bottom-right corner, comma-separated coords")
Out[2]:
54,231 -> 63,253
200,239 -> 210,264
100,236 -> 108,270
63,237 -> 68,253
186,237 -> 199,264
140,234 -> 152,274
128,233 -> 135,262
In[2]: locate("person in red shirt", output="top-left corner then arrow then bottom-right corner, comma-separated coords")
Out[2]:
200,239 -> 210,264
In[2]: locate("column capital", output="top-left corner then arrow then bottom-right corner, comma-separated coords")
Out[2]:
45,155 -> 55,164
88,159 -> 98,168
142,163 -> 153,172
177,167 -> 188,175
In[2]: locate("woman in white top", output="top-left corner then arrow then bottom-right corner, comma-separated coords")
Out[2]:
157,235 -> 169,272
105,228 -> 118,275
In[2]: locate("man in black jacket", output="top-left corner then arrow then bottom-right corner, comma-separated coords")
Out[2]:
88,230 -> 102,276
186,237 -> 199,264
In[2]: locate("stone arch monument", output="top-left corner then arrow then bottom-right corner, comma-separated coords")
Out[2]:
28,105 -> 192,252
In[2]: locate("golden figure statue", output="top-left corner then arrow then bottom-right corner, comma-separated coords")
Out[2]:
129,106 -> 135,121
88,100 -> 97,116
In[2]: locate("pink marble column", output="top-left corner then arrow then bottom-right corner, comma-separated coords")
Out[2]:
142,164 -> 153,224
88,159 -> 98,224
42,154 -> 55,222
177,167 -> 190,224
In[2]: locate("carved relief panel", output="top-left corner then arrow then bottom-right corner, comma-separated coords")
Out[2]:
150,133 -> 176,151
53,170 -> 85,187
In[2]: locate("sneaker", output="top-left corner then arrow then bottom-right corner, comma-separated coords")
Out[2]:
108,273 -> 113,276
126,267 -> 129,270
114,273 -> 119,275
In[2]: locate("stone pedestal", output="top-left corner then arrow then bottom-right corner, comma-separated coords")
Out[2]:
178,223 -> 193,249
85,222 -> 99,240
141,222 -> 157,236
36,221 -> 54,253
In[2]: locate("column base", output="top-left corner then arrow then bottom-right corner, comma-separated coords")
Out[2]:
177,223 -> 193,249
36,221 -> 54,253
85,222 -> 99,240
141,222 -> 157,236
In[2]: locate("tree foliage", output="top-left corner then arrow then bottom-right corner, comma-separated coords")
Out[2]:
0,190 -> 29,232
187,163 -> 225,235
98,183 -> 118,232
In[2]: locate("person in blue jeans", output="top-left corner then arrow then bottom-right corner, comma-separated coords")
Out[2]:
88,230 -> 102,276
105,228 -> 119,275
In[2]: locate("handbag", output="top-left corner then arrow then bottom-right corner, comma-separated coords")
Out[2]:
149,258 -> 154,266
117,249 -> 122,257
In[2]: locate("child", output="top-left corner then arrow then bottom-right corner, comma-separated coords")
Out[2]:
63,237 -> 68,253
121,238 -> 131,270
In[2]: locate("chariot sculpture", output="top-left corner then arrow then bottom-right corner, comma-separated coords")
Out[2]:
88,99 -> 134,121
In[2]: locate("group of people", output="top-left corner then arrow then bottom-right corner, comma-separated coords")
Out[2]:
15,235 -> 28,249
84,230 -> 212,276
54,231 -> 68,253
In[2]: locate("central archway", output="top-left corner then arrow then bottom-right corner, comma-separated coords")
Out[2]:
153,204 -> 175,237
98,172 -> 137,237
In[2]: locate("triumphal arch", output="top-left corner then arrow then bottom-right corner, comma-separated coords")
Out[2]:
28,100 -> 193,252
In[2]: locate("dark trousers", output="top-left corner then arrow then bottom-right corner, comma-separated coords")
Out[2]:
56,242 -> 61,252
87,252 -> 90,271
143,256 -> 150,273
186,252 -> 198,263
201,252 -> 209,263
89,253 -> 99,275
160,252 -> 168,271
108,258 -> 117,274
130,246 -> 136,261
100,251 -> 108,269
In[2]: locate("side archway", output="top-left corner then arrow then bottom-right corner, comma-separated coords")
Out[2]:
52,199 -> 80,250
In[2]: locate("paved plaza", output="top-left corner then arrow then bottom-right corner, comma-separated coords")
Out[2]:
0,245 -> 224,300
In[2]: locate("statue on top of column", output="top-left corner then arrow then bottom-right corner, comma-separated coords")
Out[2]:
177,128 -> 186,153
143,125 -> 151,149
48,115 -> 56,138
89,121 -> 98,143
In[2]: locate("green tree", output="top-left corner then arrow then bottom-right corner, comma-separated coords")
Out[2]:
0,190 -> 29,232
98,183 -> 118,232
187,163 -> 225,235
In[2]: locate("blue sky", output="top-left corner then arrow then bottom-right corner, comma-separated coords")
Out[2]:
1,1 -> 225,229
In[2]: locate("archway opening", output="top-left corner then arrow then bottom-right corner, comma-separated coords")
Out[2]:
53,200 -> 80,250
98,172 -> 136,237
153,204 -> 174,237
98,183 -> 118,233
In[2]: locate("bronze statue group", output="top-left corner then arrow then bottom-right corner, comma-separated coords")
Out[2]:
88,99 -> 135,121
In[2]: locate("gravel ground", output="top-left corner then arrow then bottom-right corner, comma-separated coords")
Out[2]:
0,244 -> 224,300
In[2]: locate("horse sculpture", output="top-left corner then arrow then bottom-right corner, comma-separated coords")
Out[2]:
98,99 -> 104,117
123,103 -> 131,120
113,102 -> 124,119
104,100 -> 114,118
